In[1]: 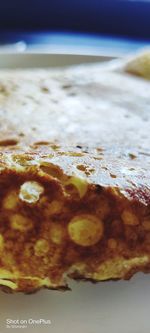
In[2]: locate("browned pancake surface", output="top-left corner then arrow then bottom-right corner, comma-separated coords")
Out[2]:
0,54 -> 150,292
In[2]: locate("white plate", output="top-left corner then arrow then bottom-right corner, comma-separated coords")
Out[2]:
0,52 -> 115,69
0,53 -> 149,333
0,275 -> 150,333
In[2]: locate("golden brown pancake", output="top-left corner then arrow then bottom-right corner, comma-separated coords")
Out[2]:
0,51 -> 150,293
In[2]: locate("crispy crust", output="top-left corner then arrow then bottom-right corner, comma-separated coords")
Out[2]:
0,52 -> 150,292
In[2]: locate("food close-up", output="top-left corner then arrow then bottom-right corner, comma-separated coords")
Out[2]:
0,51 -> 149,293
0,2 -> 150,332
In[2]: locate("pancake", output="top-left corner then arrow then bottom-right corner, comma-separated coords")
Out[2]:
0,51 -> 150,293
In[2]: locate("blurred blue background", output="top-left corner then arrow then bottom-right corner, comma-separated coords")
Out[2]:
0,0 -> 149,53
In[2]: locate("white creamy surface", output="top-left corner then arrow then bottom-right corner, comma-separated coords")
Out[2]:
0,60 -> 149,149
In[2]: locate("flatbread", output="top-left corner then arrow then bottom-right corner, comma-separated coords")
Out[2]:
0,51 -> 149,293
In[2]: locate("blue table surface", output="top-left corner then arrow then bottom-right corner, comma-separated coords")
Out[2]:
0,1 -> 150,39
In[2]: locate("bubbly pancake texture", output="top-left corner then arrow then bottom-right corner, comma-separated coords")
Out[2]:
0,51 -> 149,292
